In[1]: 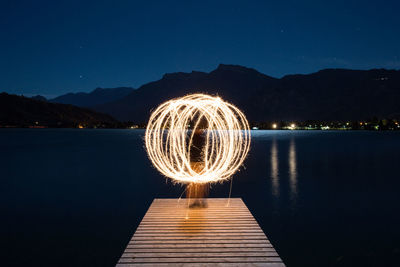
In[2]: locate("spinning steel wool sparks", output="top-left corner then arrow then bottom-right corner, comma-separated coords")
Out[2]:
145,93 -> 251,184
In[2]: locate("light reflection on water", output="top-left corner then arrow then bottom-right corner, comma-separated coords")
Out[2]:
269,137 -> 298,201
288,138 -> 298,200
270,138 -> 279,197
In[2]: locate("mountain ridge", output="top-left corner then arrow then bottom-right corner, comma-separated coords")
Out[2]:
91,65 -> 400,122
13,64 -> 400,123
0,93 -> 118,127
50,86 -> 134,107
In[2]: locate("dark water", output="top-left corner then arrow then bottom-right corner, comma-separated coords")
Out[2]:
1,129 -> 400,267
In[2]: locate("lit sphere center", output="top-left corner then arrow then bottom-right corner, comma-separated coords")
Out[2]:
145,93 -> 251,184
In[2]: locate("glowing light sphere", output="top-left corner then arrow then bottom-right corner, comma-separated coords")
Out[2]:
145,93 -> 251,184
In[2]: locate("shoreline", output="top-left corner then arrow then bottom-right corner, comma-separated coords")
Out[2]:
1,127 -> 399,131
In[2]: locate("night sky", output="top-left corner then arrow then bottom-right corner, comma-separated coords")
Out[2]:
1,0 -> 399,98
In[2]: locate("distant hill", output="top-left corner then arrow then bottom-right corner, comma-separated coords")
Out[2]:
0,93 -> 118,127
31,95 -> 47,101
93,64 -> 400,122
51,87 -> 134,107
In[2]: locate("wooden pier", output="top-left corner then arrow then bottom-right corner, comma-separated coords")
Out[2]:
117,198 -> 285,266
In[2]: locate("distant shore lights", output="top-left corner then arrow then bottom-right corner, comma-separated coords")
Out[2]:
145,93 -> 251,184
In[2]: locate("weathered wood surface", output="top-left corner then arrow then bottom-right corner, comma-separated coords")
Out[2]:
116,198 -> 285,266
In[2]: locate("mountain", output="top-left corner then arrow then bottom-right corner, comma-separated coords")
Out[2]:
0,93 -> 117,127
51,87 -> 134,107
31,95 -> 47,101
93,64 -> 400,122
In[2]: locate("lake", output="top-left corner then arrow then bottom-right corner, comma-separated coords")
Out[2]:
1,129 -> 400,266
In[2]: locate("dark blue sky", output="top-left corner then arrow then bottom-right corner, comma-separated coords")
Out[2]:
1,0 -> 399,98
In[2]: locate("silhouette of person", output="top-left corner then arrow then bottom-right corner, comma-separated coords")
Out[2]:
187,118 -> 209,208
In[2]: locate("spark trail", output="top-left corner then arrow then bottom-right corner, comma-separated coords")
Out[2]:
145,94 -> 251,184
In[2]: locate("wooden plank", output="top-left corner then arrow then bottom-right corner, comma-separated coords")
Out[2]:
124,248 -> 276,253
117,264 -> 284,267
121,252 -> 279,257
133,232 -> 266,236
129,240 -> 271,245
143,216 -> 253,218
136,226 -> 261,230
118,257 -> 282,263
127,244 -> 274,249
135,230 -> 264,233
116,264 -> 285,267
116,198 -> 285,266
131,238 -> 268,242
137,225 -> 261,228
137,223 -> 261,227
